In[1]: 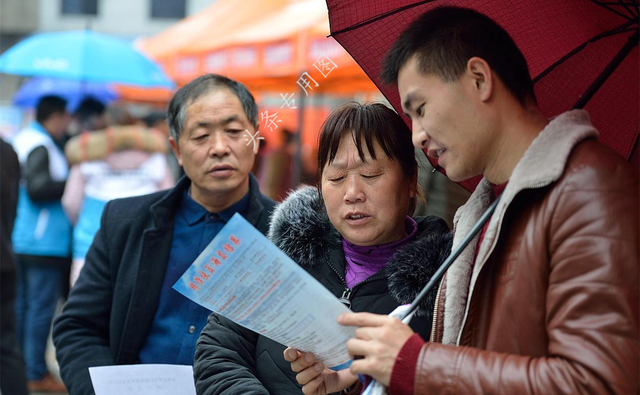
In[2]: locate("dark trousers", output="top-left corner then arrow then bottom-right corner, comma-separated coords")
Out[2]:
1,269 -> 29,395
15,255 -> 66,380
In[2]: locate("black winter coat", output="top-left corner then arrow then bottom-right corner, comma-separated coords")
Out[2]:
194,186 -> 452,395
0,139 -> 19,275
53,175 -> 275,395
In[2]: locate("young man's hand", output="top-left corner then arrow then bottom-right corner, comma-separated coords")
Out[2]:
338,312 -> 415,386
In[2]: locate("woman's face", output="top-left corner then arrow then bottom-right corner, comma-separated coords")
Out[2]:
321,134 -> 416,246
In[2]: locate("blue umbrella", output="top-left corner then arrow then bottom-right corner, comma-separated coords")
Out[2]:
0,30 -> 174,88
13,77 -> 118,112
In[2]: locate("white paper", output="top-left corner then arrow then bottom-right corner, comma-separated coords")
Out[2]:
362,304 -> 415,395
89,364 -> 196,395
173,213 -> 356,369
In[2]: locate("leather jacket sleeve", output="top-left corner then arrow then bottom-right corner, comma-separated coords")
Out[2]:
410,164 -> 639,394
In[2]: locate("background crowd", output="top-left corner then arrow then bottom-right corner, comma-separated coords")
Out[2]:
1,1 -> 637,395
0,81 -> 467,395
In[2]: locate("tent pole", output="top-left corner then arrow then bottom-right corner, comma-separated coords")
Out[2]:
291,85 -> 305,189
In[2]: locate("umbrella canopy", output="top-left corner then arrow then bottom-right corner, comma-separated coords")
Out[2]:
326,0 -> 639,191
13,77 -> 118,112
0,30 -> 174,88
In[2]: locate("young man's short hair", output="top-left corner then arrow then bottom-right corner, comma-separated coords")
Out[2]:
381,6 -> 536,105
36,95 -> 68,124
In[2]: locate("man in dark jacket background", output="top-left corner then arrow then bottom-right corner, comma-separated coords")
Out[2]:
53,74 -> 276,395
11,95 -> 71,392
1,138 -> 29,395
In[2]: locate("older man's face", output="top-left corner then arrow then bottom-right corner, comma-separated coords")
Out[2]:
171,88 -> 257,207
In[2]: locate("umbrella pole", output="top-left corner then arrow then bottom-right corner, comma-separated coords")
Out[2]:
291,85 -> 306,189
400,196 -> 501,321
573,30 -> 638,109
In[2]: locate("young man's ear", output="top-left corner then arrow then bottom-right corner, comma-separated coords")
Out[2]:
409,171 -> 418,199
466,57 -> 493,102
169,137 -> 182,166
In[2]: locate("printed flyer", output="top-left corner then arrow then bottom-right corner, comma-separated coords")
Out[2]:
174,213 -> 355,369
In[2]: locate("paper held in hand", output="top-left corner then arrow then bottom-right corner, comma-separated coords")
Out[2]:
173,213 -> 355,370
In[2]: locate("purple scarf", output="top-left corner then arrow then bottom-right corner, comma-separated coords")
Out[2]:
343,216 -> 418,289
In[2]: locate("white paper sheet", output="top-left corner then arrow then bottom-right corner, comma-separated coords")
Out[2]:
173,213 -> 356,369
361,305 -> 415,395
88,364 -> 196,395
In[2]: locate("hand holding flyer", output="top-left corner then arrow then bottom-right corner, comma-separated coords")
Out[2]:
173,213 -> 355,369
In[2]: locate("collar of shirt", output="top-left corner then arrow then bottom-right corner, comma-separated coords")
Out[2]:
180,185 -> 251,226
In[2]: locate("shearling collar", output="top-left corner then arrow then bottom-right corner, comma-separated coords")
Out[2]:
442,110 -> 599,345
268,186 -> 453,316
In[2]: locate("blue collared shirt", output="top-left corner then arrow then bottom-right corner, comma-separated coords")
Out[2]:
138,187 -> 250,365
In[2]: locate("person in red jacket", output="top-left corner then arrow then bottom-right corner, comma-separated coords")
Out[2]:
286,6 -> 639,395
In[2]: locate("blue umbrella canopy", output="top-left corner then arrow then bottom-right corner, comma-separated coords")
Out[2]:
0,30 -> 174,88
13,77 -> 118,112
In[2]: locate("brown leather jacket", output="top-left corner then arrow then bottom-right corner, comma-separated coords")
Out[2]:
416,111 -> 639,394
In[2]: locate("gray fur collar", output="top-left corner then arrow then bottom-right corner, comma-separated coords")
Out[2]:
442,110 -> 599,345
269,186 -> 453,315
268,186 -> 343,269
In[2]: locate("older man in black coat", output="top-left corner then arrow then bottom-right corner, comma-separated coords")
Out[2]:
53,75 -> 276,395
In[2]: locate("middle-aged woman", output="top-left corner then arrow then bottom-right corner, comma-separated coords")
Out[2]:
193,102 -> 452,395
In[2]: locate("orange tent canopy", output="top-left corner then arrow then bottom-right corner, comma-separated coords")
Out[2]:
179,0 -> 329,53
128,0 -> 379,106
113,85 -> 174,104
144,0 -> 377,93
138,0 -> 291,60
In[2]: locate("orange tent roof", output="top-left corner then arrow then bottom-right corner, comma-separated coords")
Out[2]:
177,0 -> 328,54
136,0 -> 379,98
138,0 -> 290,59
165,0 -> 377,91
114,85 -> 174,104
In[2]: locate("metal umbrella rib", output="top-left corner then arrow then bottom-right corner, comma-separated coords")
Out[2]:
532,21 -> 637,84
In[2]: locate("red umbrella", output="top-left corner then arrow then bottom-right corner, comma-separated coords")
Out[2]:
326,0 -> 639,191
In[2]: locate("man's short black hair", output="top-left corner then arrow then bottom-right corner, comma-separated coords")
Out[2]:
143,112 -> 167,128
381,6 -> 536,105
75,97 -> 106,120
36,95 -> 67,124
167,74 -> 259,141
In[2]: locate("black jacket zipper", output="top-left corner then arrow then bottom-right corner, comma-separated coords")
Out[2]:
327,259 -> 386,309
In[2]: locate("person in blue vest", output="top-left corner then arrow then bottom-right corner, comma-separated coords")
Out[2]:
11,95 -> 71,393
52,74 -> 276,395
62,98 -> 174,287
